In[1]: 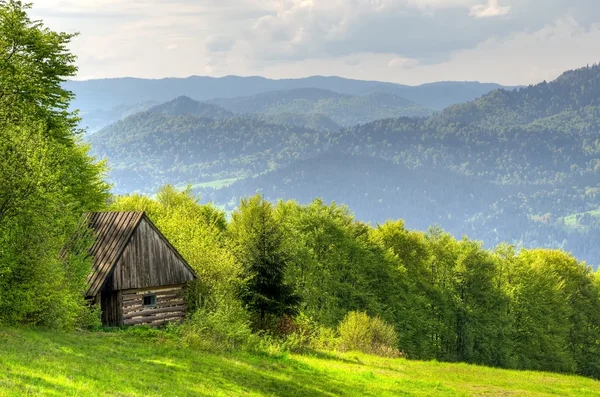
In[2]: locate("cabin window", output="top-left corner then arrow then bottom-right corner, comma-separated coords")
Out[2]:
143,294 -> 156,308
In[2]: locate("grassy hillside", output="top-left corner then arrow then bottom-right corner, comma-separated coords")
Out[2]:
0,329 -> 598,396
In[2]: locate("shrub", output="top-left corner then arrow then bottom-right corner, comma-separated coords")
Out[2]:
338,311 -> 401,357
276,314 -> 340,353
180,300 -> 257,352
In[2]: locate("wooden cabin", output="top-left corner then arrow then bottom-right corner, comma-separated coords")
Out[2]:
84,212 -> 197,327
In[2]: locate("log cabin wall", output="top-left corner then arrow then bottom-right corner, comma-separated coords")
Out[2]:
110,218 -> 195,291
121,284 -> 187,327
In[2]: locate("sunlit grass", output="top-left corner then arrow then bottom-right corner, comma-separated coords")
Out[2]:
0,328 -> 597,396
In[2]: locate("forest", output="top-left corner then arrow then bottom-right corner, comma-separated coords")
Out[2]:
1,0 -> 600,390
88,64 -> 600,266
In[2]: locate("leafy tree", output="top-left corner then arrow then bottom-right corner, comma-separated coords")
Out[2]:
111,186 -> 239,312
0,1 -> 108,328
229,195 -> 300,330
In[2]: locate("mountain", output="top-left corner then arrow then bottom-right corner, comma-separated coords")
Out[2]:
261,113 -> 341,131
433,66 -> 600,128
148,96 -> 234,119
89,64 -> 600,266
89,112 -> 326,191
207,153 -> 503,232
80,100 -> 160,133
209,88 -> 432,126
65,75 -> 512,114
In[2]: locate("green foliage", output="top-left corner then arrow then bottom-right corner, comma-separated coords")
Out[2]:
338,311 -> 400,357
0,1 -> 108,328
90,64 -> 600,267
110,186 -> 240,312
210,88 -> 432,127
106,184 -> 600,379
180,300 -> 256,352
229,195 -> 301,330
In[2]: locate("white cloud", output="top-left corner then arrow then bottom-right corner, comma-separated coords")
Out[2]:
206,36 -> 236,53
469,0 -> 511,18
388,57 -> 419,70
25,0 -> 600,85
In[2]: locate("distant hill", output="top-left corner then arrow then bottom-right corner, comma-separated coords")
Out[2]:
209,88 -> 432,126
65,75 -> 512,113
89,111 -> 326,191
261,113 -> 341,131
149,96 -> 234,119
208,153 -> 502,232
89,64 -> 600,266
80,100 -> 159,133
433,66 -> 600,128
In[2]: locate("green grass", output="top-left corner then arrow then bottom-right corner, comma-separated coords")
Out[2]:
0,329 -> 598,396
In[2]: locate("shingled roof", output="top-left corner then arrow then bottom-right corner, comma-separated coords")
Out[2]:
83,212 -> 196,298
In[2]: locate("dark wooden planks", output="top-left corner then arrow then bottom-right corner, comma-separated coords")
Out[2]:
99,274 -> 123,326
83,211 -> 196,297
111,218 -> 195,291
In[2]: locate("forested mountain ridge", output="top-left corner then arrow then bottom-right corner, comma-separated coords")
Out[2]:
209,88 -> 432,126
80,100 -> 160,133
433,64 -> 600,128
89,111 -> 331,188
148,95 -> 235,119
66,75 -> 510,112
89,64 -> 600,266
261,112 -> 341,131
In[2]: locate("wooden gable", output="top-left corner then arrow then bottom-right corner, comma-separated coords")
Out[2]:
84,212 -> 196,298
108,216 -> 196,291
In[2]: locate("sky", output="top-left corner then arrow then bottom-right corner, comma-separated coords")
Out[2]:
30,0 -> 600,85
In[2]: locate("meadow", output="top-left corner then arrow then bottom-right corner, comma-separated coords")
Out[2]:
0,328 -> 598,397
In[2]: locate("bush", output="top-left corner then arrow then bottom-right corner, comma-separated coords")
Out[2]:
274,314 -> 340,353
338,311 -> 401,357
180,300 -> 257,352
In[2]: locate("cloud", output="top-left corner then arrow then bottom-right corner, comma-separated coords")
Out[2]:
206,36 -> 236,53
26,0 -> 600,85
388,57 -> 419,70
469,0 -> 511,18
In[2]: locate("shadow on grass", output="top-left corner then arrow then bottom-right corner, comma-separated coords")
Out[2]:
0,330 -> 378,397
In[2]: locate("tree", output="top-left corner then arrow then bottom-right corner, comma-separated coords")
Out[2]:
369,220 -> 437,359
453,239 -> 510,366
229,195 -> 300,330
111,186 -> 238,310
0,1 -> 109,328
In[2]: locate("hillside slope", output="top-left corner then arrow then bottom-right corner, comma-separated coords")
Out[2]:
0,329 -> 597,396
209,154 -> 502,232
89,112 -> 326,190
209,88 -> 432,126
149,95 -> 234,119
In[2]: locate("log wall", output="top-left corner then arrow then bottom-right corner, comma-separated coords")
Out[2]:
121,284 -> 187,327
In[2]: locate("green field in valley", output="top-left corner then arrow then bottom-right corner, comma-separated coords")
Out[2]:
0,329 -> 598,397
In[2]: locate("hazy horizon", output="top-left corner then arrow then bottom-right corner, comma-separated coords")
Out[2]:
31,0 -> 600,86
65,73 -> 516,87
